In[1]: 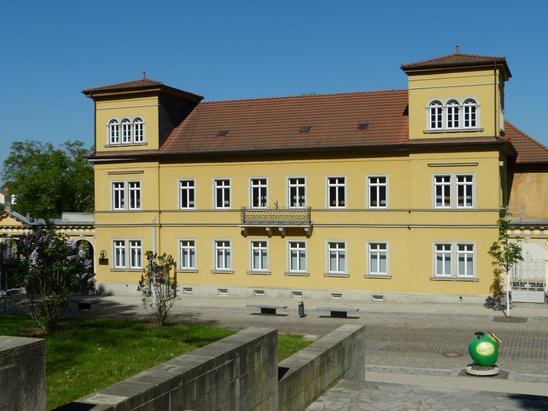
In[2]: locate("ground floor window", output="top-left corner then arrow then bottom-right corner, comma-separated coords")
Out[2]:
434,242 -> 475,278
368,242 -> 388,276
113,239 -> 142,269
288,241 -> 307,273
180,240 -> 196,270
250,240 -> 269,272
214,240 -> 232,270
327,241 -> 346,275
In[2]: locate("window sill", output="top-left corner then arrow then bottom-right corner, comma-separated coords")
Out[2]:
430,276 -> 478,282
211,270 -> 234,274
104,142 -> 148,148
364,274 -> 392,279
247,271 -> 271,275
284,271 -> 310,277
423,128 -> 483,134
324,272 -> 350,278
178,269 -> 198,274
110,268 -> 142,272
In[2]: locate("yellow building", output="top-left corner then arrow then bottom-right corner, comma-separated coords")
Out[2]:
83,51 -> 548,302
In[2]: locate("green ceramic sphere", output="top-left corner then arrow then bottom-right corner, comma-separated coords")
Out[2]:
468,332 -> 500,366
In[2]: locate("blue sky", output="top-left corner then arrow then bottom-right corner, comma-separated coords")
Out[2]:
1,1 -> 547,179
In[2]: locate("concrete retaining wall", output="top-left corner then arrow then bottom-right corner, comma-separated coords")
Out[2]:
0,336 -> 46,411
278,324 -> 365,411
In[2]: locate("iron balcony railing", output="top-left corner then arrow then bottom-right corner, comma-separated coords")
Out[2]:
241,207 -> 312,226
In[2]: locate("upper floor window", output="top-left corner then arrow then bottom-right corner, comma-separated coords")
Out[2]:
107,116 -> 145,145
179,179 -> 195,209
112,181 -> 141,211
427,98 -> 479,131
327,177 -> 345,208
288,177 -> 306,208
368,176 -> 387,208
433,174 -> 474,209
251,178 -> 268,208
214,179 -> 231,209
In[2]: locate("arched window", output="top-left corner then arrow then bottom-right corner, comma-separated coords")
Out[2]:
463,98 -> 478,128
109,119 -> 120,144
429,100 -> 443,130
446,99 -> 460,129
121,118 -> 131,144
133,117 -> 144,143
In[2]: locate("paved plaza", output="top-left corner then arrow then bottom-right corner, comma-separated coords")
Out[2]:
39,294 -> 548,409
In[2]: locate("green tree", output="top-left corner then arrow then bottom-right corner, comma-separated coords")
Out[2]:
488,211 -> 523,315
2,140 -> 94,219
138,251 -> 178,327
5,228 -> 95,331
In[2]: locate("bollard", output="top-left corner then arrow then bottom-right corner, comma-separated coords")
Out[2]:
298,301 -> 305,317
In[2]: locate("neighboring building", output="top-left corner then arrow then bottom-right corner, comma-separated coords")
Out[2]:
83,51 -> 548,303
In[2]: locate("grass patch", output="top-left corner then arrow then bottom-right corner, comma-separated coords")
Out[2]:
0,314 -> 310,409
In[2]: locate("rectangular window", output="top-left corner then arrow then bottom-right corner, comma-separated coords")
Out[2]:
129,240 -> 142,269
434,243 -> 475,278
214,179 -> 231,209
288,177 -> 306,208
327,242 -> 346,274
180,240 -> 196,270
113,240 -> 126,268
251,241 -> 268,272
251,178 -> 268,208
128,181 -> 141,210
368,242 -> 388,276
215,240 -> 231,270
368,176 -> 387,208
288,241 -> 306,273
179,179 -> 195,209
433,174 -> 474,209
112,182 -> 125,210
327,177 -> 345,208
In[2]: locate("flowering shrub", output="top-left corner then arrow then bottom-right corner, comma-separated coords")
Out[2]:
6,228 -> 95,331
138,251 -> 178,327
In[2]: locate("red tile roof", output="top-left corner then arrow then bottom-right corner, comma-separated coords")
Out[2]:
401,52 -> 511,78
504,122 -> 548,164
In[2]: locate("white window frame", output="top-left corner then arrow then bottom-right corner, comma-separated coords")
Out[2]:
214,240 -> 232,271
112,181 -> 141,211
250,240 -> 269,272
108,119 -> 120,144
288,177 -> 306,208
367,242 -> 389,276
463,98 -> 478,128
367,175 -> 388,208
288,241 -> 307,273
112,182 -> 126,210
327,241 -> 346,275
133,117 -> 144,143
121,118 -> 132,144
214,179 -> 231,209
433,242 -> 476,278
179,239 -> 196,271
433,174 -> 475,209
113,239 -> 142,269
128,181 -> 141,210
250,177 -> 268,208
327,176 -> 346,208
179,179 -> 196,209
446,99 -> 460,129
428,100 -> 443,130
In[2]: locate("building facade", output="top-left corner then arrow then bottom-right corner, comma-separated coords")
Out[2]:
84,52 -> 548,302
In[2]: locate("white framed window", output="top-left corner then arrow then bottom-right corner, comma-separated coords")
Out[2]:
251,178 -> 268,208
179,179 -> 195,209
133,117 -> 144,143
368,176 -> 387,208
463,99 -> 478,128
214,179 -> 231,209
250,240 -> 269,272
179,240 -> 196,270
446,99 -> 460,129
288,241 -> 307,273
433,174 -> 474,209
368,242 -> 388,276
327,177 -> 345,208
288,177 -> 306,208
113,239 -> 142,269
121,118 -> 132,144
327,241 -> 346,275
429,100 -> 443,130
433,242 -> 475,278
112,181 -> 141,210
109,119 -> 120,144
214,240 -> 232,270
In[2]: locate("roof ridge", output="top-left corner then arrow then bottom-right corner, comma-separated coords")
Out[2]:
202,88 -> 407,105
82,78 -> 164,93
505,120 -> 548,150
401,52 -> 506,68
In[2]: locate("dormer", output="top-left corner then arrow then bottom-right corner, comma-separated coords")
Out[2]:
83,78 -> 202,153
401,49 -> 511,140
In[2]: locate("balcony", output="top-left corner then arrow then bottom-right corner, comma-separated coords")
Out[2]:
240,207 -> 312,237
